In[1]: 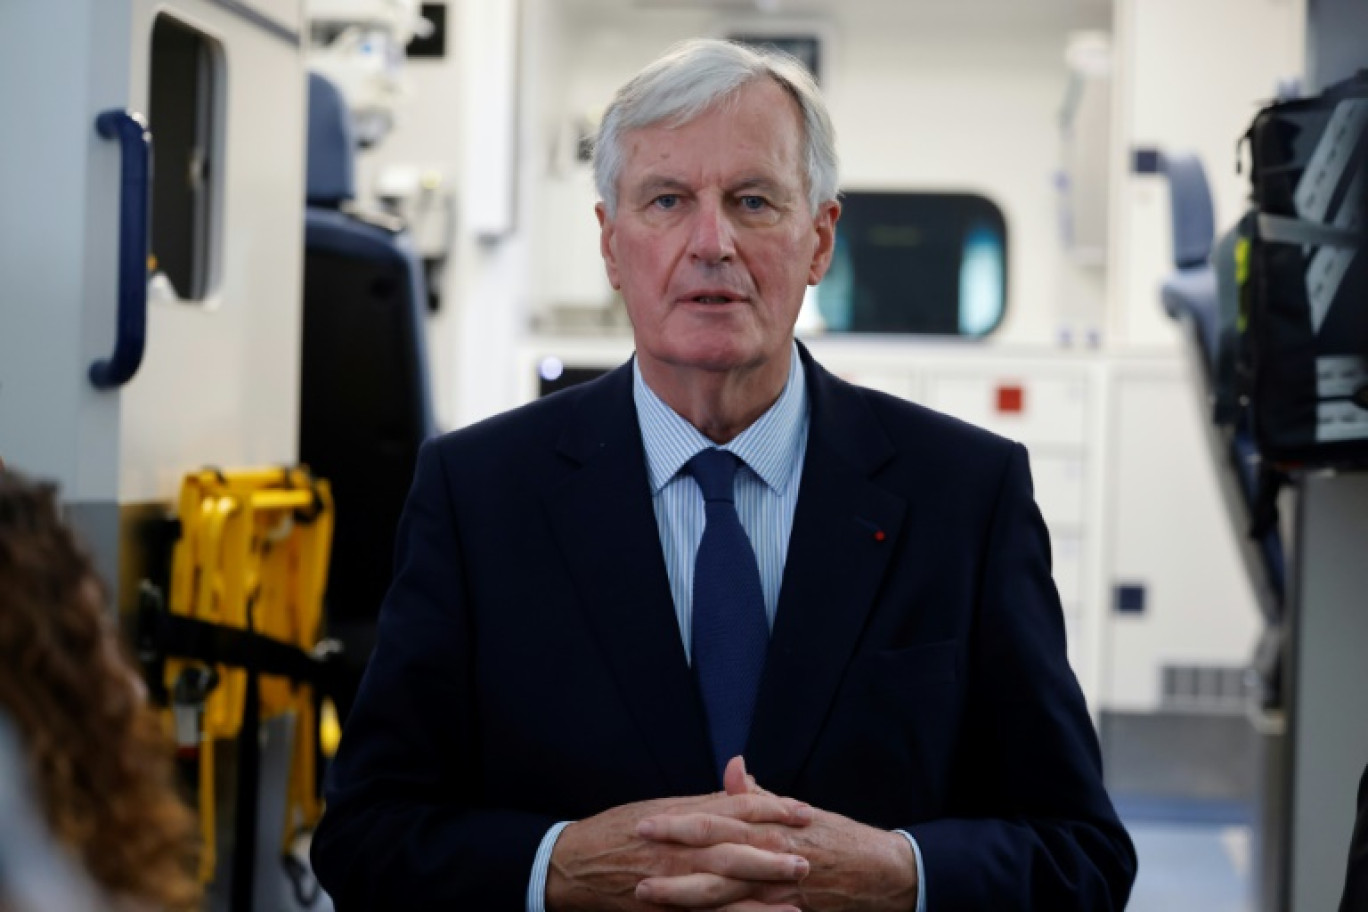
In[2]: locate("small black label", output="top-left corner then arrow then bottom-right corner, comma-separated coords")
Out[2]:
1115,583 -> 1147,614
408,3 -> 447,59
1132,148 -> 1163,175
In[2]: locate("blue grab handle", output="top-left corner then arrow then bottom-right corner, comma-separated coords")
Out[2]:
90,109 -> 152,390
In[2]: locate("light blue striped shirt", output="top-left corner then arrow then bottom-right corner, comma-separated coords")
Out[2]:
633,346 -> 809,648
526,344 -> 925,912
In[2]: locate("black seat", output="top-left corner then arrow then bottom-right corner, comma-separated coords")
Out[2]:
300,72 -> 436,691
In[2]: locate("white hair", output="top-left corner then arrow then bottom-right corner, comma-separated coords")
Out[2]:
593,38 -> 839,216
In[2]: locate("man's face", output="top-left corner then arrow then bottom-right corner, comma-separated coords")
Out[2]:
597,78 -> 839,385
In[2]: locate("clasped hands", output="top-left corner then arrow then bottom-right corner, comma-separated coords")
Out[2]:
546,757 -> 919,912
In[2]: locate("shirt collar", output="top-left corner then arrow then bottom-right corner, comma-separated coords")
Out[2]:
633,342 -> 808,496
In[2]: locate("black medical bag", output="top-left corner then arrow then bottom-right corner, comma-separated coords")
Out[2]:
1240,72 -> 1368,467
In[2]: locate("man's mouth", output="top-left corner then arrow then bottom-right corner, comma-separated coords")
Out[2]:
685,293 -> 745,304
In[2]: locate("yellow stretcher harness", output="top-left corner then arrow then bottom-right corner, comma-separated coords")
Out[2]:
163,467 -> 334,885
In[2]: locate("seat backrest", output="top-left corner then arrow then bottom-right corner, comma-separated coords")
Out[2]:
307,72 -> 356,208
1161,152 -> 1216,269
300,72 -> 435,650
1155,151 -> 1287,628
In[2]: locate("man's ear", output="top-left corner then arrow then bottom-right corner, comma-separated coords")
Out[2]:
596,202 -> 621,290
807,199 -> 842,286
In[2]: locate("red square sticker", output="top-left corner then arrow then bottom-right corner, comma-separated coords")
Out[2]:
996,384 -> 1024,414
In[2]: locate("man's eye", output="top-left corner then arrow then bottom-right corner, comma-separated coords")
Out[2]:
653,195 -> 680,210
739,196 -> 769,212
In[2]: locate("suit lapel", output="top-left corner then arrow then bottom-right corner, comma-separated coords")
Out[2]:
745,350 -> 907,794
542,364 -> 717,797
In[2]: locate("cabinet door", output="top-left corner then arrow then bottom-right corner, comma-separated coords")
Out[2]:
1031,452 -> 1087,529
0,0 -> 306,585
920,366 -> 1097,705
925,373 -> 1088,447
0,0 -> 135,580
119,0 -> 306,504
1103,371 -> 1259,712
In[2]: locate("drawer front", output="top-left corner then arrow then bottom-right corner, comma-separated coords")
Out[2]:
1031,453 -> 1086,528
925,374 -> 1087,448
1050,530 -> 1085,607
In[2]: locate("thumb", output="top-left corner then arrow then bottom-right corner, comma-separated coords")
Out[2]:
723,756 -> 770,796
723,756 -> 751,796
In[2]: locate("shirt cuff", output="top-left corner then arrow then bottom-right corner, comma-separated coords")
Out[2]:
894,829 -> 927,912
526,820 -> 572,912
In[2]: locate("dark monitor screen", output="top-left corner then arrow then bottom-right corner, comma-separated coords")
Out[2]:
813,191 -> 1009,337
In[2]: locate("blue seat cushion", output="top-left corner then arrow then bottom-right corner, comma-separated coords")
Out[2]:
1161,267 -> 1220,370
307,72 -> 357,207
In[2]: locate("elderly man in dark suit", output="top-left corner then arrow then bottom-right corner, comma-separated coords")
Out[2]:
311,38 -> 1135,911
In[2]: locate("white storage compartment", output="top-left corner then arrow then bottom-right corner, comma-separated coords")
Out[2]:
1051,530 -> 1086,608
1031,452 -> 1087,528
925,374 -> 1088,448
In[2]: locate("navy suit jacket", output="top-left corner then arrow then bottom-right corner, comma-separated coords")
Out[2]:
312,345 -> 1136,910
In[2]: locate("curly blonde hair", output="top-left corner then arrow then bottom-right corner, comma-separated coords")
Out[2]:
0,472 -> 200,910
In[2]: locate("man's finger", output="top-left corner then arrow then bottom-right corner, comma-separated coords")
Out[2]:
723,756 -> 751,796
664,793 -> 809,831
722,756 -> 774,798
637,873 -> 744,908
692,843 -> 809,883
637,870 -> 800,909
691,792 -> 814,826
637,813 -> 793,853
715,902 -> 801,912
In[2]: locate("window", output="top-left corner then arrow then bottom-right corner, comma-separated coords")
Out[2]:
810,192 -> 1008,337
148,15 -> 222,302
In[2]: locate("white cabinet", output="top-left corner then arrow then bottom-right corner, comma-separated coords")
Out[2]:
1101,366 -> 1260,712
1032,453 -> 1088,529
1051,530 -> 1087,609
924,374 -> 1089,448
918,363 -> 1098,705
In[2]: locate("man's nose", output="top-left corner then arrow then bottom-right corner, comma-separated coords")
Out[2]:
688,199 -> 736,265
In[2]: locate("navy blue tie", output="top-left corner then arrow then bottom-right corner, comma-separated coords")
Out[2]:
688,448 -> 770,780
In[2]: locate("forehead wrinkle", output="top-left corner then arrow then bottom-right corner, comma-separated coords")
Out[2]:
638,175 -> 691,191
729,176 -> 796,197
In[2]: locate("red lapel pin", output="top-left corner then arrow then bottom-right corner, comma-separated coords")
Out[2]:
855,517 -> 887,542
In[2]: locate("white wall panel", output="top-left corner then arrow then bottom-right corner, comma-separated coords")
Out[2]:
240,0 -> 303,32
1103,368 -> 1261,710
118,0 -> 306,503
352,14 -> 466,432
1108,0 -> 1306,348
0,0 -> 129,500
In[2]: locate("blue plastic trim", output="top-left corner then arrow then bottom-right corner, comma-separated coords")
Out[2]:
90,110 -> 151,391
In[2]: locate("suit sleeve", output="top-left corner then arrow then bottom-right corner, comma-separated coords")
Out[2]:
311,441 -> 557,909
904,444 -> 1137,910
